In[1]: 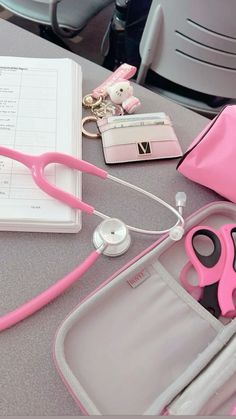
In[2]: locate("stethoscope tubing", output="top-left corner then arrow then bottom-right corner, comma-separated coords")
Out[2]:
0,146 -> 185,331
95,174 -> 185,235
0,145 -> 184,235
0,248 -> 104,332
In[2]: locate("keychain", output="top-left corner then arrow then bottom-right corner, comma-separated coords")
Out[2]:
82,63 -> 140,139
82,98 -> 124,138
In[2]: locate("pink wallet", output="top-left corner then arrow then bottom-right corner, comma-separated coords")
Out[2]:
97,112 -> 183,164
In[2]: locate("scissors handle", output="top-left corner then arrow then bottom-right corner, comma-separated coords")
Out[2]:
180,261 -> 221,318
184,226 -> 225,287
179,261 -> 203,300
218,224 -> 236,317
180,261 -> 221,317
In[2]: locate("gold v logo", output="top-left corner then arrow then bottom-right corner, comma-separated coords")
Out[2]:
137,142 -> 151,155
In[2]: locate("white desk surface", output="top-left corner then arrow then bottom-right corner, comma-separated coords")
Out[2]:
0,18 -> 221,416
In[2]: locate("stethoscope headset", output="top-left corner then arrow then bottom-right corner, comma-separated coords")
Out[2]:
0,146 -> 186,331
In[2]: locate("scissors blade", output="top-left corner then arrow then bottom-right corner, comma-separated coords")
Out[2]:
217,224 -> 236,318
199,282 -> 221,318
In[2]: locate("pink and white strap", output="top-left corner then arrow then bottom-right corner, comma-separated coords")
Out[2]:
92,63 -> 137,99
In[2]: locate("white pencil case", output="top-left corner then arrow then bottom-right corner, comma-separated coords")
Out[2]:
54,201 -> 236,415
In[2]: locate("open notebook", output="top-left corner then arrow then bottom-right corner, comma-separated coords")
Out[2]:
0,56 -> 82,232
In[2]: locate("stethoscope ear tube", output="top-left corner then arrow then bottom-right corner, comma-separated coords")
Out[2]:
94,173 -> 185,237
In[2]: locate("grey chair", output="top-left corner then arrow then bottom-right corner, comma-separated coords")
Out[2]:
0,0 -> 114,47
136,0 -> 236,117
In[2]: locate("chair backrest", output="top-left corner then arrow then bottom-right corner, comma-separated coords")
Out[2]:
137,0 -> 236,99
0,0 -> 114,36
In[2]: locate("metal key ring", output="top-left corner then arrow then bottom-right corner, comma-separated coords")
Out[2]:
82,116 -> 101,139
82,94 -> 102,109
91,101 -> 124,118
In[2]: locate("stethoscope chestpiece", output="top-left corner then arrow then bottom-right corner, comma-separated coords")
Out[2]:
93,218 -> 131,257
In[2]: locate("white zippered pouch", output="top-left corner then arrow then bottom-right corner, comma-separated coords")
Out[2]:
54,201 -> 236,415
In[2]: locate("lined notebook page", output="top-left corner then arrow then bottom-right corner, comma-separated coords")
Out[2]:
0,56 -> 82,232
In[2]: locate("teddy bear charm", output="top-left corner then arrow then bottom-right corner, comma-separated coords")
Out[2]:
107,80 -> 140,114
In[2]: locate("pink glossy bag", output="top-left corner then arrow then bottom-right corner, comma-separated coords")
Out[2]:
177,105 -> 236,202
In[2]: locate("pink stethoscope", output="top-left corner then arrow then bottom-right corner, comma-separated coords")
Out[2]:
0,146 -> 185,331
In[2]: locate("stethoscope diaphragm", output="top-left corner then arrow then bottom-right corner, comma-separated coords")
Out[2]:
93,218 -> 131,257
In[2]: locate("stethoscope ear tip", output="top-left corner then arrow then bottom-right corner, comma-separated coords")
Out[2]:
169,226 -> 185,241
93,218 -> 131,257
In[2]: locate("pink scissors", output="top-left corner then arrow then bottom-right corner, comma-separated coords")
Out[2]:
180,224 -> 236,318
